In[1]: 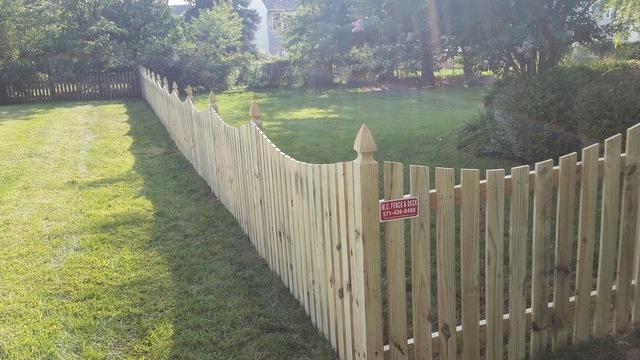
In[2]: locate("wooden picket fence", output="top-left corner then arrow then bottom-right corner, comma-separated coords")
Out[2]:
139,66 -> 640,360
0,71 -> 140,105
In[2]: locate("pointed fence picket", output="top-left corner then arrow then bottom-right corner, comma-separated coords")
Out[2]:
140,66 -> 640,360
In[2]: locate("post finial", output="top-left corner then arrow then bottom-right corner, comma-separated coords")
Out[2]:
209,91 -> 219,112
250,100 -> 263,128
186,85 -> 193,100
163,77 -> 168,88
353,124 -> 377,159
172,81 -> 179,96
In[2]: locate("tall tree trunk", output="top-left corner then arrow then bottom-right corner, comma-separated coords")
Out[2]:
421,46 -> 436,85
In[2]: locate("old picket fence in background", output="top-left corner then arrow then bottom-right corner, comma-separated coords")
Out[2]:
140,67 -> 640,360
0,71 -> 140,105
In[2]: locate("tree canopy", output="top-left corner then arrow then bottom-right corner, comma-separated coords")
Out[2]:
0,0 -> 183,83
180,3 -> 247,90
282,0 -> 611,82
600,0 -> 640,25
185,0 -> 259,51
0,0 -> 629,89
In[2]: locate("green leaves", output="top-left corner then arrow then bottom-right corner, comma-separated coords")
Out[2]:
179,3 -> 247,90
0,0 -> 181,82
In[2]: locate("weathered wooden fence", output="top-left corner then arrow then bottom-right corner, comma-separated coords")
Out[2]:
0,71 -> 140,105
139,66 -> 640,360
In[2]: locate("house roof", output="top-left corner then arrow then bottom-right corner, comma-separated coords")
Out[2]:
262,0 -> 296,10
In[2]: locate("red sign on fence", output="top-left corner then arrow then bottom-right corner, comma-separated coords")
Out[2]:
379,197 -> 419,222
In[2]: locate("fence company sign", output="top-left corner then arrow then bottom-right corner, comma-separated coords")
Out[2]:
379,196 -> 419,222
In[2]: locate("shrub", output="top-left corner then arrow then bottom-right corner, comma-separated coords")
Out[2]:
457,110 -> 514,158
610,42 -> 640,60
574,66 -> 640,141
458,110 -> 583,163
246,56 -> 297,89
461,61 -> 640,161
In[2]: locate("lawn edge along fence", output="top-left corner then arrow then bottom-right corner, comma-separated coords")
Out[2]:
140,66 -> 640,360
0,71 -> 140,105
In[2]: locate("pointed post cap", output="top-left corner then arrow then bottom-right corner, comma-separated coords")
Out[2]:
250,101 -> 261,119
209,91 -> 219,112
172,81 -> 178,91
162,77 -> 168,87
209,90 -> 217,105
353,124 -> 377,153
354,124 -> 377,162
250,100 -> 263,128
186,85 -> 193,99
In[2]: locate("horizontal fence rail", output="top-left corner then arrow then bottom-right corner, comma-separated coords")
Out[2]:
0,71 -> 140,105
139,66 -> 640,360
379,125 -> 640,360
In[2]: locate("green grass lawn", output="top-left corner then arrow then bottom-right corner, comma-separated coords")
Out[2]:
193,87 -> 517,175
0,100 -> 336,359
2,88 -> 632,359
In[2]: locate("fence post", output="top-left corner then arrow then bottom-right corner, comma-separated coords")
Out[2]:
172,82 -> 179,97
351,124 -> 383,360
250,101 -> 262,128
209,91 -> 219,113
48,74 -> 56,101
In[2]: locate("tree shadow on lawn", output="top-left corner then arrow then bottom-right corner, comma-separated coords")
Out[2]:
123,101 -> 337,359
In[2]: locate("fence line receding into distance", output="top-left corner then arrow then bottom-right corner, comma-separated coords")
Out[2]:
139,66 -> 640,360
0,71 -> 140,105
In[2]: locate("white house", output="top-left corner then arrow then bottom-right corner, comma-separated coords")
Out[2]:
598,7 -> 640,42
168,0 -> 296,55
247,0 -> 296,55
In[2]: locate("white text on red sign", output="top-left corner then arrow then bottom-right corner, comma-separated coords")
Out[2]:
379,197 -> 419,222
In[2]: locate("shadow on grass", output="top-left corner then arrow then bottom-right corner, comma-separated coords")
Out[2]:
123,101 -> 337,359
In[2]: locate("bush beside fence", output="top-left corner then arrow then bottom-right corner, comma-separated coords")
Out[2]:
139,66 -> 640,360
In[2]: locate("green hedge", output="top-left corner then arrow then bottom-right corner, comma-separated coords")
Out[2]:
460,60 -> 640,162
486,60 -> 640,142
244,57 -> 298,89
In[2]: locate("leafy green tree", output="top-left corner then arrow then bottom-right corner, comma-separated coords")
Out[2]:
0,0 -> 183,83
185,0 -> 259,51
0,0 -> 61,82
180,3 -> 246,89
353,0 -> 442,84
284,0 -> 353,86
468,0 -> 604,77
50,0 -> 182,75
600,0 -> 640,25
0,0 -> 20,70
597,0 -> 639,45
440,0 -> 487,80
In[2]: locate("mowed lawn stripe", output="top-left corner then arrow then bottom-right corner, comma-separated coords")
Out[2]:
0,100 -> 336,359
